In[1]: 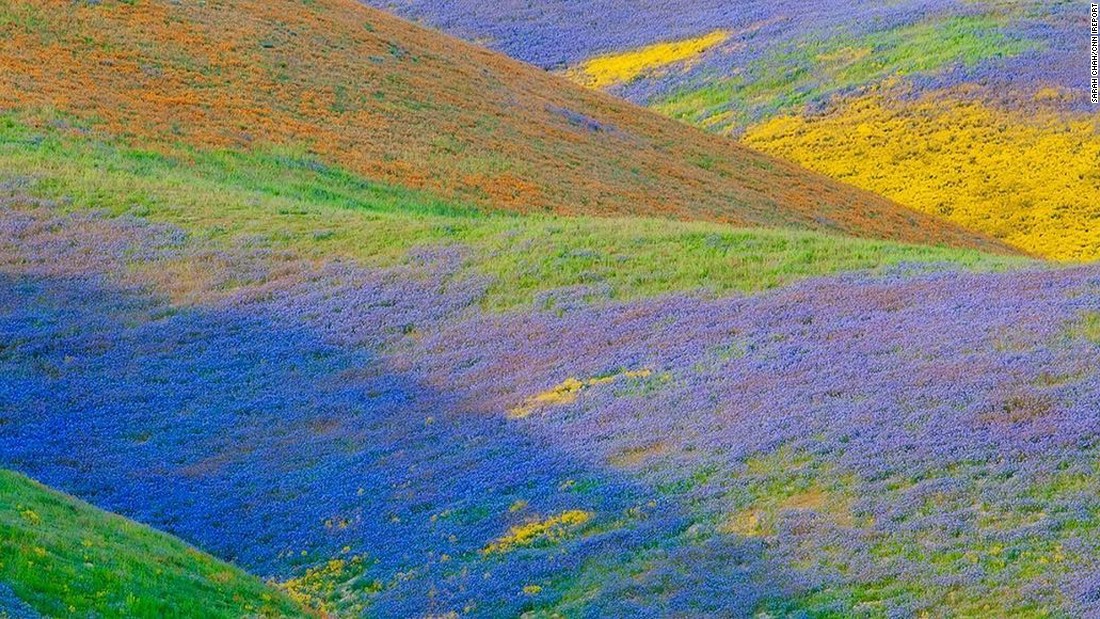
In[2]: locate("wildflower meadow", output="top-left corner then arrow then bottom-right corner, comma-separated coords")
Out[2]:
1,0 -> 1097,617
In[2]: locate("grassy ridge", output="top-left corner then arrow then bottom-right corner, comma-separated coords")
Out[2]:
0,115 -> 1028,310
0,470 -> 309,618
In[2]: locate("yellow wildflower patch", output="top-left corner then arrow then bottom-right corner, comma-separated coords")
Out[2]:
281,559 -> 347,614
18,507 -> 42,526
569,30 -> 730,88
508,370 -> 652,419
482,510 -> 593,555
744,91 -> 1100,261
280,556 -> 369,615
719,509 -> 763,537
1033,86 -> 1072,103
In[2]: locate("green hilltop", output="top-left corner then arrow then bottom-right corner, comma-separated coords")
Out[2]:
0,470 -> 311,618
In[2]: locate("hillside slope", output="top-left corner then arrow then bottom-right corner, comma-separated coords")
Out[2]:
0,118 -> 1026,311
0,186 -> 1092,617
0,470 -> 309,618
0,0 -> 1011,252
365,0 -> 1098,260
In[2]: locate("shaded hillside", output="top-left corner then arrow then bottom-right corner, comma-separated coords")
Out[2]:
0,470 -> 310,618
0,0 -> 1011,252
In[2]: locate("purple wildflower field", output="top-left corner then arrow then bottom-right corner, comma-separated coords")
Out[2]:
3,191 -> 1099,616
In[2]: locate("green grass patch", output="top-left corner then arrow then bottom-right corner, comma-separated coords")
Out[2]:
656,14 -> 1037,130
834,14 -> 1035,84
0,470 -> 309,618
0,113 -> 1028,310
1071,312 -> 1100,344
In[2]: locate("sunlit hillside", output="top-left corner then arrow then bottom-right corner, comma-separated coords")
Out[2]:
375,0 -> 1099,260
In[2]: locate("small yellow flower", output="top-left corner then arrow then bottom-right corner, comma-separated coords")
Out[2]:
483,510 -> 593,554
19,507 -> 42,526
509,370 -> 652,418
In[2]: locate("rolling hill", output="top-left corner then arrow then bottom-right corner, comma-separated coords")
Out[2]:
0,470 -> 310,618
0,0 -> 1013,252
369,0 -> 1099,260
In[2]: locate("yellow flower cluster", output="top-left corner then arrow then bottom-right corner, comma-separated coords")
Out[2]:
508,370 -> 652,419
568,31 -> 729,88
19,507 -> 42,526
281,559 -> 348,614
280,555 -> 368,615
482,510 -> 593,555
744,91 -> 1100,261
